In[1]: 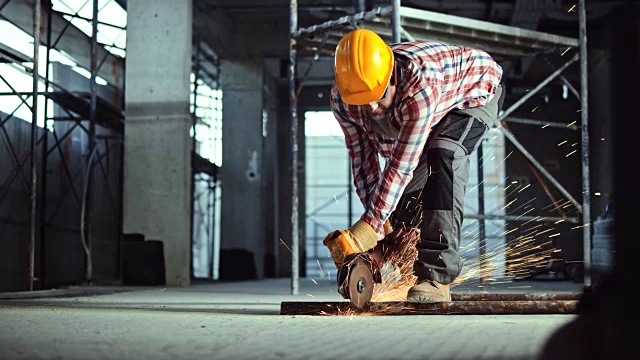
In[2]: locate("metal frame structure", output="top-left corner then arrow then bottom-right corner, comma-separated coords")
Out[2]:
289,0 -> 591,293
0,0 -> 125,290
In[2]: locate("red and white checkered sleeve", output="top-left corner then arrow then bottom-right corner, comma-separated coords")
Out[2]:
361,84 -> 442,235
330,86 -> 381,211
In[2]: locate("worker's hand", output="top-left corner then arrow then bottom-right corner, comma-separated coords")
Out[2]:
383,219 -> 393,236
323,220 -> 379,269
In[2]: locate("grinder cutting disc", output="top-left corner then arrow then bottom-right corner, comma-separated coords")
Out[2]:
347,260 -> 374,309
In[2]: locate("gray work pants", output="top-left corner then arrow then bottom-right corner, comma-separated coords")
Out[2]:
390,85 -> 504,284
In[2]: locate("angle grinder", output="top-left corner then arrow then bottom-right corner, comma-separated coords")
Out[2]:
336,227 -> 420,309
336,252 -> 382,309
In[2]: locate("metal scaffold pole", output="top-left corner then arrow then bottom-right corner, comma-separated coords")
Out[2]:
578,0 -> 591,288
82,0 -> 99,283
477,142 -> 486,285
391,0 -> 400,43
290,0 -> 299,295
28,0 -> 42,291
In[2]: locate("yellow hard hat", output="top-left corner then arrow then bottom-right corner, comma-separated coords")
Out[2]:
334,29 -> 394,105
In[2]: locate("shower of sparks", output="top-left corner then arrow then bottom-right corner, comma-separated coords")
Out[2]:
566,150 -> 577,157
279,238 -> 293,253
567,121 -> 576,127
561,47 -> 571,56
558,140 -> 568,146
517,184 -> 531,193
568,4 -> 576,12
542,124 -> 549,128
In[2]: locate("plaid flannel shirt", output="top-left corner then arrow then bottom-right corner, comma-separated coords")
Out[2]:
330,41 -> 503,236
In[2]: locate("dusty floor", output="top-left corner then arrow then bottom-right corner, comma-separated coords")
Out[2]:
0,278 -> 581,360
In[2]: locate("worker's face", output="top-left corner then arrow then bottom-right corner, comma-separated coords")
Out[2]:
364,84 -> 396,119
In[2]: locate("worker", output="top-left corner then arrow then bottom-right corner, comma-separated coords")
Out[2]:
323,29 -> 505,303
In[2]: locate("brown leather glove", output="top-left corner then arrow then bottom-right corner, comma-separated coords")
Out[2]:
323,220 -> 379,269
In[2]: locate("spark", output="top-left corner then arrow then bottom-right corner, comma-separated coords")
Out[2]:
601,138 -> 605,141
558,140 -> 568,146
311,278 -> 318,284
568,4 -> 576,12
572,224 -> 591,230
160,288 -> 167,292
495,151 -> 513,169
576,109 -> 582,112
542,124 -> 549,128
566,150 -> 577,158
305,294 -> 314,297
555,219 -> 565,224
279,238 -> 293,253
531,106 -> 539,112
549,233 -> 561,238
517,184 -> 531,193
571,142 -> 578,147
333,195 -> 339,204
594,192 -> 601,196
501,198 -> 518,211
317,260 -> 324,275
561,47 -> 571,56
567,121 -> 576,127
515,207 -> 535,219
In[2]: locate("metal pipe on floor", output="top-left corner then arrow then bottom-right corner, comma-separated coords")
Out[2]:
290,0 -> 299,295
578,0 -> 591,289
280,300 -> 580,315
391,0 -> 400,43
450,293 -> 582,301
28,0 -> 42,292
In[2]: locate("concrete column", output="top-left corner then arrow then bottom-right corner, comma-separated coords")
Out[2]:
124,0 -> 192,286
219,58 -> 265,280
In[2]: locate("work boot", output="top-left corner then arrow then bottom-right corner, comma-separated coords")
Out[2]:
406,280 -> 451,303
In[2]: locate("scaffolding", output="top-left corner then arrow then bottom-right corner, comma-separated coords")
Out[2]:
288,0 -> 591,294
0,0 -> 125,290
190,38 -> 222,280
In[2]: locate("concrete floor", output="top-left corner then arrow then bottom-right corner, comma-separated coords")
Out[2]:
0,279 -> 581,360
